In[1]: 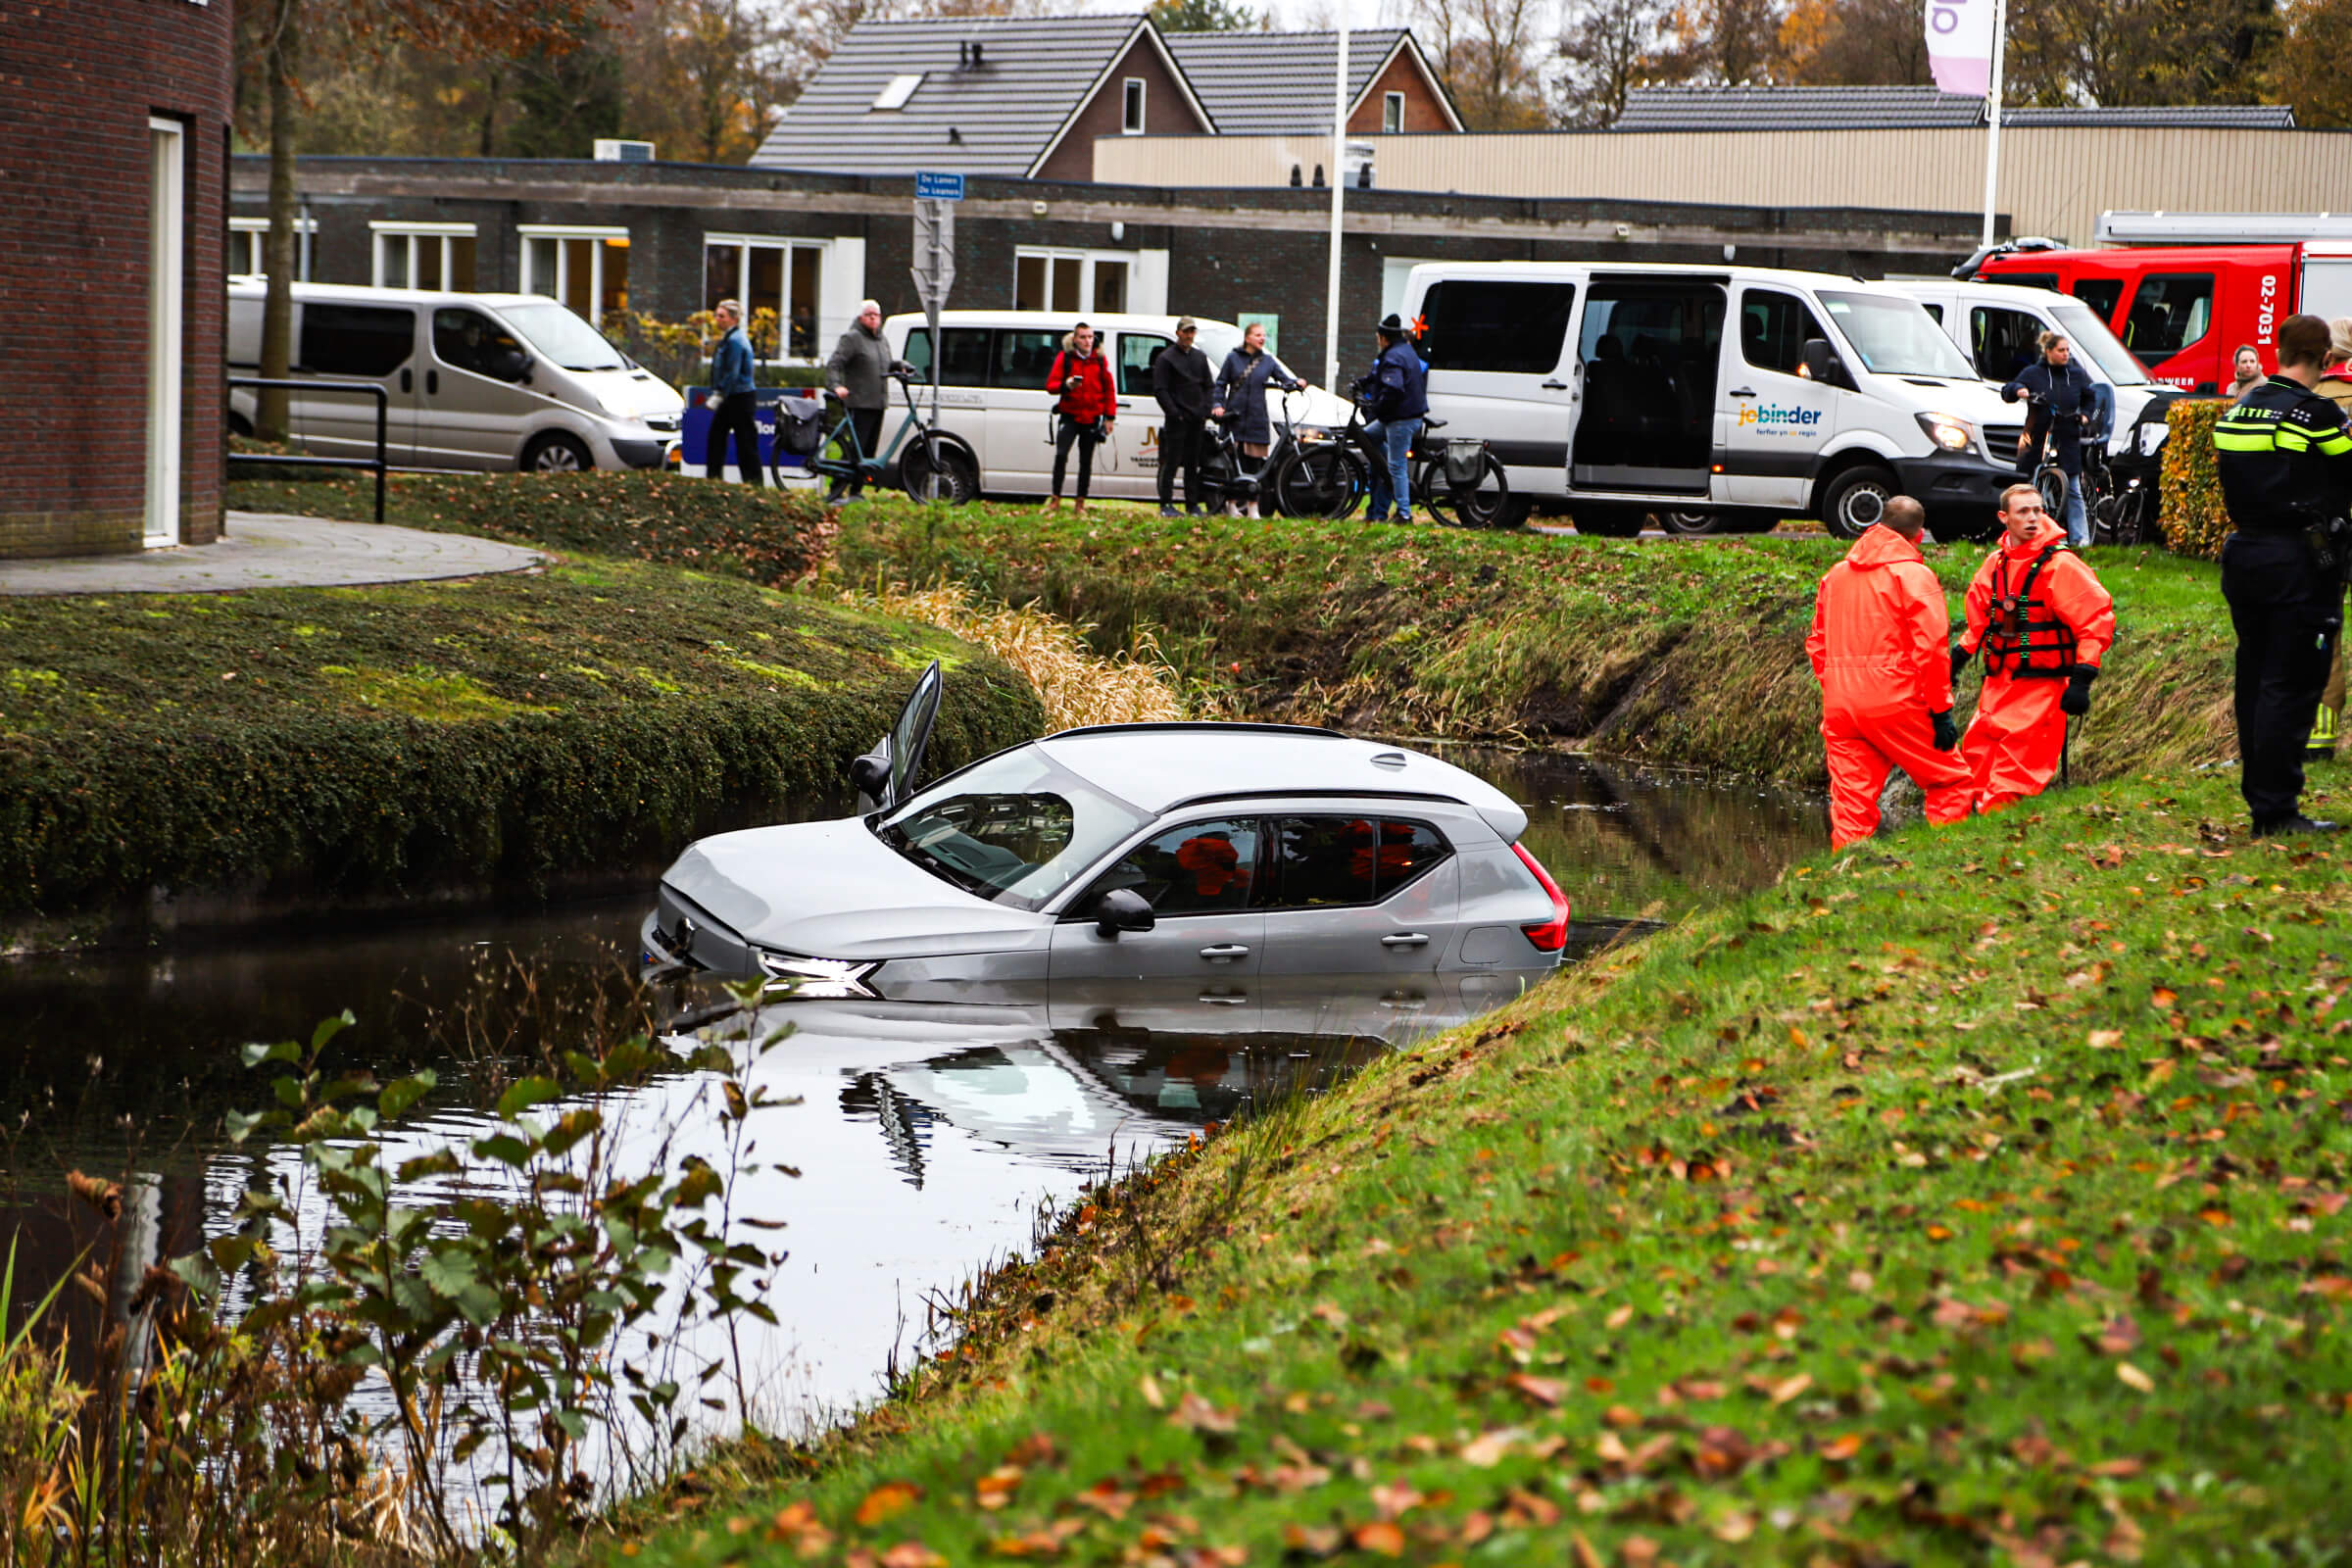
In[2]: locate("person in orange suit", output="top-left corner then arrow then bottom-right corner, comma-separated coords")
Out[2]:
1951,483 -> 2117,812
1807,496 -> 1973,851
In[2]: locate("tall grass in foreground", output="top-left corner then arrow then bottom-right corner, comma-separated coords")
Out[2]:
843,581 -> 1194,729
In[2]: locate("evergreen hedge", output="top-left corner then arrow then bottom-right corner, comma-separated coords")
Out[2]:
2159,397 -> 2230,561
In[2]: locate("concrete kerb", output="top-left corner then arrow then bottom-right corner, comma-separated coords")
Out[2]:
0,513 -> 543,596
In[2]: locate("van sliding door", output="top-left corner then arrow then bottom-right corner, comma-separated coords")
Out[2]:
1570,280 -> 1725,495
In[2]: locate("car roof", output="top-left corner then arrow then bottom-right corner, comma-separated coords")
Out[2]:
225,280 -> 551,309
1033,724 -> 1529,841
883,311 -> 1240,334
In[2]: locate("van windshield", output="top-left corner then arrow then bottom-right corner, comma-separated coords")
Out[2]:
1818,291 -> 1978,378
2049,302 -> 2152,385
500,302 -> 627,372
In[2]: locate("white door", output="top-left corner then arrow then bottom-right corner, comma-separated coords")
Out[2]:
422,307 -> 538,468
987,327 -> 1063,494
1414,274 -> 1580,499
1720,286 -> 1837,510
1106,330 -> 1171,500
1049,816 -> 1267,989
144,118 -> 184,548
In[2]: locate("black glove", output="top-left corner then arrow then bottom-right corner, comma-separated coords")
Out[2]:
2061,664 -> 2096,716
1931,709 -> 1960,752
1949,644 -> 1971,683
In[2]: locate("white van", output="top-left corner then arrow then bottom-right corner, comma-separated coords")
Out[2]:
880,311 -> 1352,501
1880,277 -> 2176,457
226,280 -> 685,472
1400,262 -> 2021,538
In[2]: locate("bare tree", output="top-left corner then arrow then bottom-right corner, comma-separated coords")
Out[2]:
1554,0 -> 1675,125
1407,0 -> 1551,129
1661,0 -> 1785,83
1775,0 -> 1930,84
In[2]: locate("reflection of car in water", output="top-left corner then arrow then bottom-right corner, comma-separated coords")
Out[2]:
643,663 -> 1571,999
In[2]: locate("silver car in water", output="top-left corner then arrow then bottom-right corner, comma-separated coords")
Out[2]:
641,664 -> 1570,1000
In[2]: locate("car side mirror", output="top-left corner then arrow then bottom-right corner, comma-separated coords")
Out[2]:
849,752 -> 888,804
1093,887 -> 1155,938
1800,337 -> 1850,390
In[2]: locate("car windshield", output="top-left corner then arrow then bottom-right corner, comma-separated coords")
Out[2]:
2048,302 -> 2152,385
499,301 -> 627,372
1818,291 -> 1978,378
874,747 -> 1146,911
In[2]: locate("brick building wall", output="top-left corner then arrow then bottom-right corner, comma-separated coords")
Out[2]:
1348,50 -> 1454,134
0,0 -> 232,559
234,158 -> 1984,398
1032,35 -> 1212,183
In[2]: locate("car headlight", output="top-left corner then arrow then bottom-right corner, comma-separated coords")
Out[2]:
1915,412 -> 1976,453
756,951 -> 879,999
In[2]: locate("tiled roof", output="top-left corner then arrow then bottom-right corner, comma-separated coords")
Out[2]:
1165,29 -> 1443,136
751,14 -> 1176,179
1615,84 -> 2295,131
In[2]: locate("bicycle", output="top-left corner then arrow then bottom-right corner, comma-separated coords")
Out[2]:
777,367 -> 977,504
1272,404 -> 1511,527
2089,400 -> 2170,547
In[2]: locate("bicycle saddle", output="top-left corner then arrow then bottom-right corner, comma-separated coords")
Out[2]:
1421,416 -> 1449,430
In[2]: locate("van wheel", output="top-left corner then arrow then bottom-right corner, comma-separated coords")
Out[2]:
1655,508 -> 1721,536
1819,465 -> 1898,540
522,432 -> 592,473
1573,507 -> 1645,538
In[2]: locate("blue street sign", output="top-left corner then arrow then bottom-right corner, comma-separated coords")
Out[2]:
914,171 -> 965,202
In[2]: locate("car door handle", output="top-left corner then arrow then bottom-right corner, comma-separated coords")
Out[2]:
1381,932 -> 1430,948
1541,379 -> 1570,390
427,369 -> 439,396
1728,387 -> 1757,398
1199,944 -> 1250,960
1198,990 -> 1247,1004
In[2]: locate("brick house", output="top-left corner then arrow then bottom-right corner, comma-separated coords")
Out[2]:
0,0 -> 232,559
1164,29 -> 1461,139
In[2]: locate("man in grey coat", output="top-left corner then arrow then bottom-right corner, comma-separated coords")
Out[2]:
826,299 -> 892,501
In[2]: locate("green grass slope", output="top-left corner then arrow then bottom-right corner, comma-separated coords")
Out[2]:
618,765 -> 2352,1566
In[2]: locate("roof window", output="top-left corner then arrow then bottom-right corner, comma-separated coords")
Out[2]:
873,74 -> 924,111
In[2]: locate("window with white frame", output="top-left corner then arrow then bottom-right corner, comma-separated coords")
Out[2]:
229,216 -> 316,278
520,225 -> 630,323
370,221 -> 476,290
703,235 -> 828,359
1383,91 -> 1404,133
1014,247 -> 1130,315
1122,77 -> 1146,134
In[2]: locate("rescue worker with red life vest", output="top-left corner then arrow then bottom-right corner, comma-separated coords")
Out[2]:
1951,483 -> 2116,813
1807,496 -> 1974,851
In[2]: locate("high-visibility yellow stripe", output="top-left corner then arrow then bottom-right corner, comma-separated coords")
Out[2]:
2317,430 -> 2352,456
2213,430 -> 2275,451
2278,426 -> 2313,451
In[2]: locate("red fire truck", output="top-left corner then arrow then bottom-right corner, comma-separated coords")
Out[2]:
1969,214 -> 2352,394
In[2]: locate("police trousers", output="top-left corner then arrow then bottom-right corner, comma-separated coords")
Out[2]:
2222,529 -> 2342,824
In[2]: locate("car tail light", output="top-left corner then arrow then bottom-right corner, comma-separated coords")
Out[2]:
1511,842 -> 1571,953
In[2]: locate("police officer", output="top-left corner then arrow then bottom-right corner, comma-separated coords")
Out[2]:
2213,313 -> 2352,837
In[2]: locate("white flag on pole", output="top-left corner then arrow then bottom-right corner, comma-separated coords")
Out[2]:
1925,0 -> 1995,96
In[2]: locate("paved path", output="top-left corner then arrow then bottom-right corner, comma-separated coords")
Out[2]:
0,514 -> 542,596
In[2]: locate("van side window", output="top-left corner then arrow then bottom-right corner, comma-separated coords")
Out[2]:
2071,278 -> 2124,320
432,309 -> 531,383
1921,303 -> 1943,325
1969,306 -> 2043,382
1740,290 -> 1829,375
994,330 -> 1062,388
1117,334 -> 1168,397
902,326 -> 993,386
1420,280 -> 1575,374
2121,273 -> 2214,368
299,304 -> 414,377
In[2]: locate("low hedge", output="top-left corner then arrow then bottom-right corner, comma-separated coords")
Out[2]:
0,555 -> 1041,932
2160,397 -> 2230,561
225,469 -> 843,588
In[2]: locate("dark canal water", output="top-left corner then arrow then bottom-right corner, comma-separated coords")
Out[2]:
0,748 -> 1821,1450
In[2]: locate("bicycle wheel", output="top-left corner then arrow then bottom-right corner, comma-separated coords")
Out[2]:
1427,451 -> 1510,528
2034,465 -> 2067,520
901,436 -> 975,505
1273,443 -> 1366,519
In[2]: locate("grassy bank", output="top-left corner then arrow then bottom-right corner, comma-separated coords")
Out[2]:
613,761 -> 2352,1565
834,504 -> 2234,787
0,553 -> 1040,937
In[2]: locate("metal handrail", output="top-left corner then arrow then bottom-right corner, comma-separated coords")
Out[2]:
226,376 -> 387,524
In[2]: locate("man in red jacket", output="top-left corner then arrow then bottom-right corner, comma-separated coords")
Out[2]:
1041,321 -> 1117,514
1807,496 -> 1973,851
1951,484 -> 2117,812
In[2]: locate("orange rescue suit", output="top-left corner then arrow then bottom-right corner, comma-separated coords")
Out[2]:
1806,525 -> 1974,851
1957,519 -> 2116,812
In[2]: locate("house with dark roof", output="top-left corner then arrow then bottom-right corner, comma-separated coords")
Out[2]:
751,13 -> 1217,182
1163,28 -> 1461,136
1613,83 -> 2296,131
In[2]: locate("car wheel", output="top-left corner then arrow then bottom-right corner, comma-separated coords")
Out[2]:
522,432 -> 592,473
1819,465 -> 1898,540
1573,507 -> 1645,538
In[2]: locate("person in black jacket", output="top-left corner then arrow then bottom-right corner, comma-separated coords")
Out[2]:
1350,315 -> 1429,524
2002,331 -> 2097,547
1152,318 -> 1214,517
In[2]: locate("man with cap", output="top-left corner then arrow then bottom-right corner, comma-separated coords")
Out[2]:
1352,314 -> 1429,524
1152,317 -> 1214,516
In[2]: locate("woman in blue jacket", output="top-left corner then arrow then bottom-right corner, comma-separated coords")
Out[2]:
1210,322 -> 1303,516
2002,331 -> 2099,548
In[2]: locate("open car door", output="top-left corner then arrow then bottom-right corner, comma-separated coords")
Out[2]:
851,659 -> 943,813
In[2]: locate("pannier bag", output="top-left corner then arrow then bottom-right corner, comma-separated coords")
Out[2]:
776,394 -> 825,458
1444,439 -> 1486,487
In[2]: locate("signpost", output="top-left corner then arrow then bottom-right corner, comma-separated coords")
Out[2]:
910,172 -> 961,424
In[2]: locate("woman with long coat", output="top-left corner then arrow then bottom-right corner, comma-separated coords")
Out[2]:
1211,321 -> 1303,516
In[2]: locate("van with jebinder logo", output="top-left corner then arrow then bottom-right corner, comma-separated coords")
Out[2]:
1399,262 -> 2022,538
226,280 -> 684,472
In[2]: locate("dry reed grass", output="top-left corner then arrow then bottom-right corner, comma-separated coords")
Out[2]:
847,581 -> 1191,731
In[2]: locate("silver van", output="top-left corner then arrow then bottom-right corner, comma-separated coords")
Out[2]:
226,281 -> 685,471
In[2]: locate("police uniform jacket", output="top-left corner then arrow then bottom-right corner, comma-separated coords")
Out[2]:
2213,375 -> 2352,529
